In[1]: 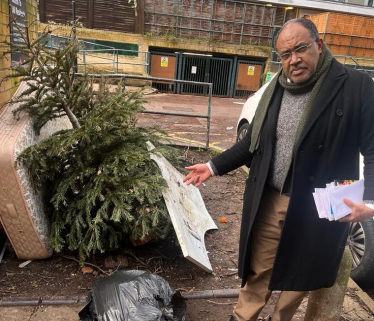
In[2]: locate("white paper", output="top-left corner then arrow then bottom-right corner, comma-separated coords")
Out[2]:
312,179 -> 364,220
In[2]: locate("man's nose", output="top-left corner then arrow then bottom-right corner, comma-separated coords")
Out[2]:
290,52 -> 301,64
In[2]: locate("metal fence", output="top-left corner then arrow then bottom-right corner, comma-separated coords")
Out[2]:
45,34 -> 149,74
79,48 -> 149,74
77,73 -> 213,148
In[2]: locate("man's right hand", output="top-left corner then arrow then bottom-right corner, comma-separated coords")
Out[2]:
182,164 -> 212,187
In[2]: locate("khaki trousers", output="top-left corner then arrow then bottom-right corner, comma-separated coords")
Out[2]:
233,186 -> 308,321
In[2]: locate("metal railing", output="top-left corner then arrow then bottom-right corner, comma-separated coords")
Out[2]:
79,48 -> 149,74
76,73 -> 213,148
45,34 -> 149,74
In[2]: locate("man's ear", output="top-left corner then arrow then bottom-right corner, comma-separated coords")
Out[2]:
317,38 -> 323,52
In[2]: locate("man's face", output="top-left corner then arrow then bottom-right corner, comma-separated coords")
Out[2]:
276,22 -> 323,84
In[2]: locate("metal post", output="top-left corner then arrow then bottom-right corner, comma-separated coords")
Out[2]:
72,0 -> 78,73
146,51 -> 150,74
116,49 -> 119,73
82,51 -> 86,73
206,84 -> 212,148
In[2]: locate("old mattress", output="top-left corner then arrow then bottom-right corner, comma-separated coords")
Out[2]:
0,81 -> 71,260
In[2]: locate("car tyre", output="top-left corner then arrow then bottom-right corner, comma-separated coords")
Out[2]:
348,219 -> 374,287
236,122 -> 249,142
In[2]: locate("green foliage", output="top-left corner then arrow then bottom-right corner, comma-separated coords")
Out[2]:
17,88 -> 177,260
3,23 -> 86,134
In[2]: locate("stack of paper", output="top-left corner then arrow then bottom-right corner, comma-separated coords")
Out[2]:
313,179 -> 364,220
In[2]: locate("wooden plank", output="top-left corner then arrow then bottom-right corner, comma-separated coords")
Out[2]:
75,1 -> 88,27
43,0 -> 72,25
135,0 -> 145,34
42,0 -> 135,32
39,0 -> 46,23
88,0 -> 94,28
93,0 -> 134,32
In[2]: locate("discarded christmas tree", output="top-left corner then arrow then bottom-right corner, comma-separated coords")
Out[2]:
4,21 -> 178,260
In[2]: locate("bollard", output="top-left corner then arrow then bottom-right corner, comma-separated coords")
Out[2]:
304,247 -> 353,320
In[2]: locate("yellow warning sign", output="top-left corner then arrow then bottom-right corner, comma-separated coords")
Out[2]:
161,57 -> 168,67
247,65 -> 255,76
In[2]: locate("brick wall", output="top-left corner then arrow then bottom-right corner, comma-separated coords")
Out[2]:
0,0 -> 38,107
0,0 -> 11,106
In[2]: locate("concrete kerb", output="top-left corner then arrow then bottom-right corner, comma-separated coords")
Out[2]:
1,280 -> 372,312
348,278 -> 374,315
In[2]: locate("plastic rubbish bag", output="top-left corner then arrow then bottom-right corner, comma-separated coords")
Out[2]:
78,270 -> 186,321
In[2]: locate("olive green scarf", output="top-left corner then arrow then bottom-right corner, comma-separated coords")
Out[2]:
249,44 -> 334,153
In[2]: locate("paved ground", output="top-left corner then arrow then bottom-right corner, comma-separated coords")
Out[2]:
138,91 -> 245,151
1,92 -> 374,320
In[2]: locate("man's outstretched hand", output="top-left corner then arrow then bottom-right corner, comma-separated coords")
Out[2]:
183,164 -> 212,187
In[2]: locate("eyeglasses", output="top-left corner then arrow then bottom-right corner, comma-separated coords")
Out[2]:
277,43 -> 313,62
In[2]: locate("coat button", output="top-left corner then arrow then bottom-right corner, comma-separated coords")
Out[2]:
309,176 -> 315,182
336,109 -> 343,116
252,177 -> 257,182
318,145 -> 324,151
256,149 -> 261,155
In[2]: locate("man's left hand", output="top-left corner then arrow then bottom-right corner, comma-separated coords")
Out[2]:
338,198 -> 374,222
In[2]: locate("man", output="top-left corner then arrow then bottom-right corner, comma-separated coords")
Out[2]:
183,18 -> 374,321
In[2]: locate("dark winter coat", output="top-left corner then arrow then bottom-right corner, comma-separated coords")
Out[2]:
211,59 -> 374,291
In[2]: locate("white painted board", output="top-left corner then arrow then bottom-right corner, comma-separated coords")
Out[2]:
147,142 -> 218,272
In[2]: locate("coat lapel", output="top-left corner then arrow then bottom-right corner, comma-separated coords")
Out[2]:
297,60 -> 347,147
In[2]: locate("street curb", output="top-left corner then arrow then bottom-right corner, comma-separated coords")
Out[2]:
348,278 -> 374,315
0,296 -> 87,307
1,281 -> 373,311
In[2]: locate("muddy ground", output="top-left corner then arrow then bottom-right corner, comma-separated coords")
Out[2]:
0,147 -> 250,320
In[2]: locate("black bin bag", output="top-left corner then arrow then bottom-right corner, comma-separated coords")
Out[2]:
78,270 -> 186,321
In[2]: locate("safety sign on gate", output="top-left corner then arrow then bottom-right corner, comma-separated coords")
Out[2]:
247,65 -> 255,76
161,57 -> 168,67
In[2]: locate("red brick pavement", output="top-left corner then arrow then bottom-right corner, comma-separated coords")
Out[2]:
138,92 -> 246,151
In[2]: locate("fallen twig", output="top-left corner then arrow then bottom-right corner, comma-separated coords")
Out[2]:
207,300 -> 235,305
28,305 -> 40,321
123,251 -> 148,267
221,271 -> 238,277
61,255 -> 109,275
229,257 -> 238,267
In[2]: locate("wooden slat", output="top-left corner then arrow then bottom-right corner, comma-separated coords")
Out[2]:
42,0 -> 72,25
93,0 -> 135,32
40,0 -> 135,33
39,0 -> 46,23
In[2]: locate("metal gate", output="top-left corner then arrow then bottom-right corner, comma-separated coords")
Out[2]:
209,57 -> 233,97
180,54 -> 209,95
179,54 -> 233,97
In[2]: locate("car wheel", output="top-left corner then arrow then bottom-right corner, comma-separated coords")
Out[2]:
348,219 -> 374,287
236,122 -> 249,142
